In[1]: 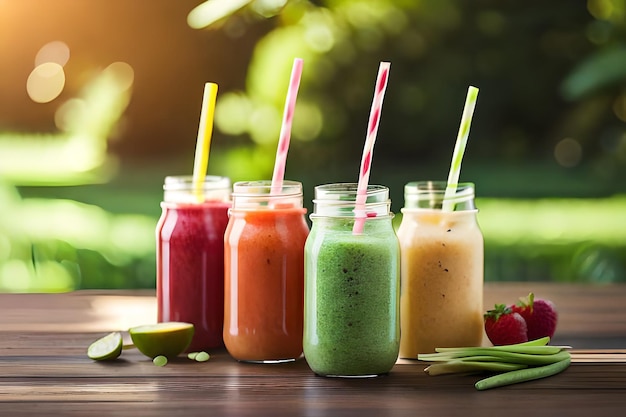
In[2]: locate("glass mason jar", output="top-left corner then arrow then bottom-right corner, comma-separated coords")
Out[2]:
156,175 -> 231,352
223,180 -> 309,363
303,183 -> 400,377
397,181 -> 484,357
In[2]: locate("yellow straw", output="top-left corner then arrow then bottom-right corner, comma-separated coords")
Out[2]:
192,82 -> 219,201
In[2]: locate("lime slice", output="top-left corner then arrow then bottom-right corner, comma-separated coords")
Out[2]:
129,322 -> 194,359
87,331 -> 123,361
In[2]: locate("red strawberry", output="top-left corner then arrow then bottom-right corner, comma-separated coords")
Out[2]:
484,304 -> 528,346
511,292 -> 558,341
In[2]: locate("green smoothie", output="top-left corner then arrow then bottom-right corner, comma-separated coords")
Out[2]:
303,218 -> 400,376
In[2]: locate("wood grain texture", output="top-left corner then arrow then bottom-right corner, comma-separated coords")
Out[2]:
1,284 -> 626,416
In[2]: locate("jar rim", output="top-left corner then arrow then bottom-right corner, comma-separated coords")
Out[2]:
313,183 -> 389,201
230,180 -> 303,210
163,175 -> 231,191
232,180 -> 302,197
404,181 -> 475,193
311,183 -> 391,218
403,180 -> 476,211
315,182 -> 387,192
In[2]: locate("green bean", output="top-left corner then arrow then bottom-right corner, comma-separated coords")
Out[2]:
514,337 -> 551,346
431,354 -> 553,364
419,339 -> 553,361
475,353 -> 571,391
431,337 -> 548,350
425,360 -> 527,376
420,349 -> 570,366
434,345 -> 568,355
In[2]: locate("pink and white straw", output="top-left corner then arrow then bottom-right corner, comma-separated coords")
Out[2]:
352,61 -> 391,235
271,57 -> 304,194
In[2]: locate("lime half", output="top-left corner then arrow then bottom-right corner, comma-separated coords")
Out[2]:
87,331 -> 123,361
129,322 -> 194,359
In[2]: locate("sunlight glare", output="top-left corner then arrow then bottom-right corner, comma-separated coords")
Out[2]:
90,296 -> 157,331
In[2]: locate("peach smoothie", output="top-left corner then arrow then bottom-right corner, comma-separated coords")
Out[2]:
397,182 -> 484,357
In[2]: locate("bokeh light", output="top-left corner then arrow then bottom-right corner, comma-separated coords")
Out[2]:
104,61 -> 135,91
215,92 -> 253,135
35,40 -> 70,67
26,62 -> 66,103
292,101 -> 322,141
587,0 -> 625,22
554,137 -> 583,167
54,98 -> 87,132
249,104 -> 280,145
612,91 -> 626,122
304,20 -> 335,53
251,0 -> 287,18
187,0 -> 251,29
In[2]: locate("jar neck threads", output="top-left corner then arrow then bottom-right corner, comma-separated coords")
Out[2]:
403,181 -> 475,211
163,175 -> 231,203
231,180 -> 303,210
311,183 -> 391,218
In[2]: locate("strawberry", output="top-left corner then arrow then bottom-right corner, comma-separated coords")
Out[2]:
484,304 -> 528,346
511,292 -> 558,341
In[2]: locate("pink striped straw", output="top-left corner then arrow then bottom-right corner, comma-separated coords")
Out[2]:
271,57 -> 304,194
352,61 -> 391,235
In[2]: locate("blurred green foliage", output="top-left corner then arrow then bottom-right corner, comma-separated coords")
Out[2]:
206,0 -> 626,187
202,0 -> 626,284
1,0 -> 626,292
0,65 -> 156,292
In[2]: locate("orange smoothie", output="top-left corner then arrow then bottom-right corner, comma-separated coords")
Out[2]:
224,186 -> 309,362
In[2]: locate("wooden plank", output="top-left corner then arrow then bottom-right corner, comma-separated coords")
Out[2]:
0,291 -> 156,332
0,362 -> 625,417
1,286 -> 626,417
3,283 -> 626,336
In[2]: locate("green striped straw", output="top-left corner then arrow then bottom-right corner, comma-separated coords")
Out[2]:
442,85 -> 479,212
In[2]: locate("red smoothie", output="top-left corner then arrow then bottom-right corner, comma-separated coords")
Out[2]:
156,177 -> 230,352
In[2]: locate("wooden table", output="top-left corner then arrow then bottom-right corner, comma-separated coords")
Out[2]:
1,283 -> 625,416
